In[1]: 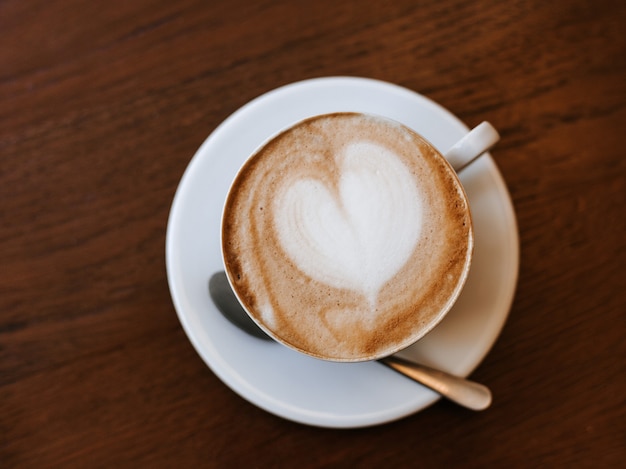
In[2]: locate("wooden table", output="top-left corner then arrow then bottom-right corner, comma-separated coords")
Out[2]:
2,0 -> 624,466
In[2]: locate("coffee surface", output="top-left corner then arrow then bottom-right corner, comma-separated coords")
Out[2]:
222,113 -> 472,361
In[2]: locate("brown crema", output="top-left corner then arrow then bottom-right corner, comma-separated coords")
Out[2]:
222,113 -> 473,361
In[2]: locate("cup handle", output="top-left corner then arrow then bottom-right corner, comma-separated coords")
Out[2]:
444,121 -> 500,172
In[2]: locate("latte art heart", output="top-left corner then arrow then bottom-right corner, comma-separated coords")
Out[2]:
274,142 -> 423,306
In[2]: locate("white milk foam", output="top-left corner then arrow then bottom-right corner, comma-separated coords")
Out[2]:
274,141 -> 423,306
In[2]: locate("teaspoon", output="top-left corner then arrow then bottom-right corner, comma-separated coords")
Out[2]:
209,271 -> 492,411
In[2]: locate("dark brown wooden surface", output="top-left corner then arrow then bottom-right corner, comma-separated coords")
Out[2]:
2,0 -> 625,467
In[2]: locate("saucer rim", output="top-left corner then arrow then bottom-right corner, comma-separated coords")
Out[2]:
166,76 -> 519,428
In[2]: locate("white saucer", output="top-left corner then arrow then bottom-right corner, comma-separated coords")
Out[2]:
166,77 -> 519,428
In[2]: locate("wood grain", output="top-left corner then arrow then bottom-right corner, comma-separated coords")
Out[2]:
1,0 -> 625,467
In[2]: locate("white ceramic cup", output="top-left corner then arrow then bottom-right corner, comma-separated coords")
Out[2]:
221,113 -> 499,362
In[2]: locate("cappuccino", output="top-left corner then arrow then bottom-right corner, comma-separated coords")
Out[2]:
222,113 -> 473,361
